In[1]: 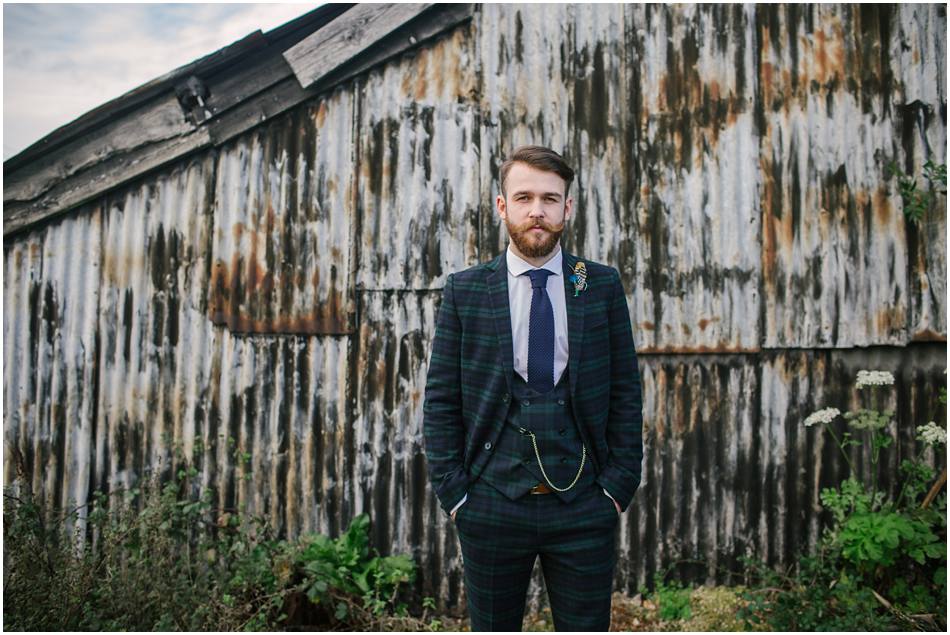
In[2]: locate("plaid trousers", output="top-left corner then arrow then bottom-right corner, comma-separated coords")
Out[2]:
454,476 -> 619,631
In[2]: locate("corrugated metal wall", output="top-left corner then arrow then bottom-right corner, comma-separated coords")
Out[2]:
3,3 -> 946,612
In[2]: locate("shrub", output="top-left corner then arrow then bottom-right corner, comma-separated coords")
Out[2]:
739,369 -> 947,631
3,450 -> 438,631
653,574 -> 693,622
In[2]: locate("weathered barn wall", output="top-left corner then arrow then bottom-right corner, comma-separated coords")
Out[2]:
210,92 -> 357,335
620,346 -> 945,592
4,204 -> 102,537
3,3 -> 946,613
357,26 -> 481,290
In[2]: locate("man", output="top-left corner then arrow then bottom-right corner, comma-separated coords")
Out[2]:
423,145 -> 643,631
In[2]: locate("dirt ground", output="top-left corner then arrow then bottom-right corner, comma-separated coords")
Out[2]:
435,587 -> 757,632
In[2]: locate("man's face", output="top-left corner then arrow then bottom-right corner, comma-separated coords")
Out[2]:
496,162 -> 574,259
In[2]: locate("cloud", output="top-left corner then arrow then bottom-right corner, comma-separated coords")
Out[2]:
3,3 -> 321,160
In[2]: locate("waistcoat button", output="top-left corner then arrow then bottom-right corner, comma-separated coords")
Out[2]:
559,428 -> 566,436
484,442 -> 492,451
523,400 -> 531,407
503,394 -> 510,402
557,399 -> 565,405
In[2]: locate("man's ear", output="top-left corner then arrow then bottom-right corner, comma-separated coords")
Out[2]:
496,194 -> 507,221
564,196 -> 574,222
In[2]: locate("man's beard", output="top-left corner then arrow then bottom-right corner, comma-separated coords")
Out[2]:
506,216 -> 565,258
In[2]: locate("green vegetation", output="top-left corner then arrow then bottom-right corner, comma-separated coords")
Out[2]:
736,370 -> 947,631
3,449 -> 441,631
888,159 -> 947,224
653,575 -> 693,622
4,373 -> 945,632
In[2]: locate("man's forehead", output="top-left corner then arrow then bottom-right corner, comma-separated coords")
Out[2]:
506,163 -> 566,196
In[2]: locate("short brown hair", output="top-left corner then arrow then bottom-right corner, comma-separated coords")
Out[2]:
500,145 -> 575,197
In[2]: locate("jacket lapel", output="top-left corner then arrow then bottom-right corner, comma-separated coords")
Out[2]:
485,253 -> 514,395
562,251 -> 586,398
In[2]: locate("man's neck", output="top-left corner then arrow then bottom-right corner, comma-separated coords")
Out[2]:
508,242 -> 561,269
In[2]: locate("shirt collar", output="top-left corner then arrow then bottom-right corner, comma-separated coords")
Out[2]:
506,243 -> 562,278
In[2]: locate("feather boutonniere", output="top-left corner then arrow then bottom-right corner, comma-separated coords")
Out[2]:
569,261 -> 588,297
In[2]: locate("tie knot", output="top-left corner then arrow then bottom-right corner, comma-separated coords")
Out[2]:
525,268 -> 554,289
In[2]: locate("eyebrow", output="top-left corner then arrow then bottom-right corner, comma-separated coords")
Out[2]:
511,190 -> 563,200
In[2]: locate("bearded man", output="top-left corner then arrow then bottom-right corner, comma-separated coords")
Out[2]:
423,145 -> 643,631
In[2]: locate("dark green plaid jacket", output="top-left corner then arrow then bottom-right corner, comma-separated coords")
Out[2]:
423,250 -> 644,515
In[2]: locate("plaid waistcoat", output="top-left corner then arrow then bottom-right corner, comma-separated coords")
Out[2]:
480,368 -> 595,503
423,250 -> 643,515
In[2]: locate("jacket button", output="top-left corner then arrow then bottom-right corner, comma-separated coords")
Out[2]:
503,393 -> 510,402
557,399 -> 565,405
560,457 -> 568,464
484,442 -> 492,451
559,428 -> 566,436
523,400 -> 530,407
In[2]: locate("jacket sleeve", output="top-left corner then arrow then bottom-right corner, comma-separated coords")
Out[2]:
423,273 -> 470,514
595,268 -> 644,512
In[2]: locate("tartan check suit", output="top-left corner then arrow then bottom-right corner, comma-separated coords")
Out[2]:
423,249 -> 644,630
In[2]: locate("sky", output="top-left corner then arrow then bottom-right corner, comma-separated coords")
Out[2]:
3,2 -> 324,160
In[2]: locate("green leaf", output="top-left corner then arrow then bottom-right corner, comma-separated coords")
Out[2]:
354,569 -> 370,594
334,602 -> 348,620
924,542 -> 945,559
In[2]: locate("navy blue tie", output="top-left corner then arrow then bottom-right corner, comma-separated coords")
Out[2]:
524,269 -> 555,393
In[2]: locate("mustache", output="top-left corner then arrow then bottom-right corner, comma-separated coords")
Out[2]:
509,218 -> 565,233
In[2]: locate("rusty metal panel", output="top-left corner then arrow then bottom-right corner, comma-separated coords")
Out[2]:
3,206 -> 102,537
614,347 -> 946,592
561,5 -> 630,272
95,157 -> 217,498
94,154 -> 356,540
891,4 -> 947,341
623,4 -> 763,353
888,4 -> 945,106
756,4 -> 945,348
210,87 -> 357,334
202,332 -> 352,539
353,289 -> 465,605
355,24 -> 481,290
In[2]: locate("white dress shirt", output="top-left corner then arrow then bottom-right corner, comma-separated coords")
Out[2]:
506,244 -> 569,385
450,242 -> 619,517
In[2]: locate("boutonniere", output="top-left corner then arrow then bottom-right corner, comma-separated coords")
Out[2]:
569,261 -> 588,297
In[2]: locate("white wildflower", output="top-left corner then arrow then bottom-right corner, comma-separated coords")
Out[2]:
855,370 -> 895,389
917,421 -> 947,446
805,407 -> 841,427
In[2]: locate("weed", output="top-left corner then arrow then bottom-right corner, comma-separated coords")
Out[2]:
3,450 -> 442,631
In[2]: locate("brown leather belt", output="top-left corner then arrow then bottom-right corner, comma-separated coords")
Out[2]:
529,483 -> 553,495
